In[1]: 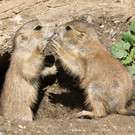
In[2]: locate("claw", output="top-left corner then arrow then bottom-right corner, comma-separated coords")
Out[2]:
52,40 -> 61,48
75,110 -> 94,119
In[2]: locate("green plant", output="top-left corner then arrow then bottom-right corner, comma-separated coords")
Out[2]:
111,20 -> 135,80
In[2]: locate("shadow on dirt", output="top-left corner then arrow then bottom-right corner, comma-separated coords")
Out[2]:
32,74 -> 57,115
33,68 -> 86,116
49,65 -> 86,110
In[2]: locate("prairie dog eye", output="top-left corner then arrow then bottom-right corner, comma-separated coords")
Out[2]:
65,26 -> 72,31
34,25 -> 43,31
81,33 -> 85,37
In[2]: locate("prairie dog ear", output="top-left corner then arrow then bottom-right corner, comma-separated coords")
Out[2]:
77,33 -> 86,41
16,33 -> 28,45
19,34 -> 28,43
13,33 -> 28,49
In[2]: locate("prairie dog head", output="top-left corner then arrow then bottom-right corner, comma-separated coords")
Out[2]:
56,21 -> 99,50
13,20 -> 57,51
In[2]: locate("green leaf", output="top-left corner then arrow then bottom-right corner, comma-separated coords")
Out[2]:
133,93 -> 135,99
122,31 -> 135,44
133,75 -> 135,80
127,64 -> 135,74
119,40 -> 131,50
128,20 -> 135,32
130,47 -> 135,58
111,41 -> 130,59
122,57 -> 133,64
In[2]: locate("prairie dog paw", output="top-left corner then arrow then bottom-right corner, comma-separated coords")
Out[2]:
38,40 -> 48,54
41,65 -> 57,77
75,110 -> 94,119
51,40 -> 66,56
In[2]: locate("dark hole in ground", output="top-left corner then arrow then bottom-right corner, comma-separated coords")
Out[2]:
0,52 -> 10,96
0,68 -> 8,96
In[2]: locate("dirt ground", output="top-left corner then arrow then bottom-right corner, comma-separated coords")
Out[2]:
0,17 -> 135,135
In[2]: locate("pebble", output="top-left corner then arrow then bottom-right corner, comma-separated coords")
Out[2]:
109,29 -> 117,37
18,125 -> 24,129
10,15 -> 22,24
37,130 -> 41,134
86,16 -> 92,24
113,20 -> 120,24
100,25 -> 104,28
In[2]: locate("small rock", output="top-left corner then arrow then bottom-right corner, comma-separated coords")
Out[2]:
100,24 -> 104,28
0,30 -> 2,36
109,29 -> 117,37
69,123 -> 73,128
60,104 -> 63,108
10,15 -> 22,24
18,124 -> 23,129
37,130 -> 41,134
86,16 -> 92,24
113,20 -> 120,24
128,16 -> 135,22
105,30 -> 109,34
128,126 -> 131,129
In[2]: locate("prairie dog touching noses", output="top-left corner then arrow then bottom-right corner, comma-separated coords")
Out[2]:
52,21 -> 134,118
0,20 -> 57,121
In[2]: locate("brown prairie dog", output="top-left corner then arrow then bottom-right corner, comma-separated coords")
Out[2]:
52,21 -> 134,118
0,20 -> 57,121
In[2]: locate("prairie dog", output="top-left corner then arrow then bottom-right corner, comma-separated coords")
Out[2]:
52,21 -> 134,118
0,20 -> 56,121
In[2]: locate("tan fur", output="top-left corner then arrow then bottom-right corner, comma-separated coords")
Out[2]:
52,21 -> 134,118
0,20 -> 57,121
